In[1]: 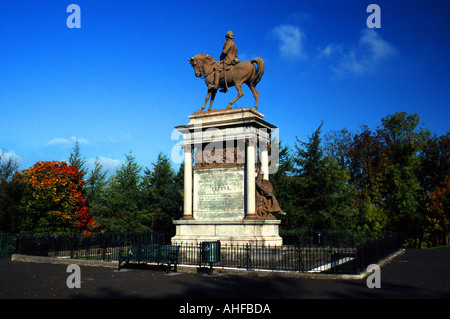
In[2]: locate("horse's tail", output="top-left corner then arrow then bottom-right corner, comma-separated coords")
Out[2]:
250,58 -> 265,86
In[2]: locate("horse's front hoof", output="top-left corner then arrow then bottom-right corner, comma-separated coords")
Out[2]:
226,104 -> 232,110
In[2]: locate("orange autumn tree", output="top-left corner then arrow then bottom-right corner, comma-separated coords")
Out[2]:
426,178 -> 450,245
15,161 -> 96,234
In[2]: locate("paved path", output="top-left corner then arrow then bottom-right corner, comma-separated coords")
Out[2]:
0,249 -> 449,299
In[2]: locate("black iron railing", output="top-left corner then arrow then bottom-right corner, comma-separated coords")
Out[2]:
176,242 -> 359,273
10,230 -> 402,274
14,231 -> 164,261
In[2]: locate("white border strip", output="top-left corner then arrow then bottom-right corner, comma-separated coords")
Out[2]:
307,257 -> 355,273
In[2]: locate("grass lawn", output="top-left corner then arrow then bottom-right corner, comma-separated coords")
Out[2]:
428,245 -> 450,250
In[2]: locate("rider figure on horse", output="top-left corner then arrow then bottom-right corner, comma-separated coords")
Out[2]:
210,30 -> 240,92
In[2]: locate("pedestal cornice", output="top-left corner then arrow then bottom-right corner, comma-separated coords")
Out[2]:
175,107 -> 277,132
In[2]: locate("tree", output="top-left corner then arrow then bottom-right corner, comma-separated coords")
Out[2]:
420,132 -> 450,198
0,151 -> 23,232
426,178 -> 450,246
0,150 -> 20,182
68,140 -> 87,178
14,161 -> 95,234
379,112 -> 431,246
324,128 -> 352,169
420,133 -> 450,245
98,152 -> 149,232
85,160 -> 108,204
141,153 -> 182,235
268,141 -> 297,229
323,112 -> 449,245
84,159 -> 108,223
340,126 -> 388,234
292,123 -> 355,230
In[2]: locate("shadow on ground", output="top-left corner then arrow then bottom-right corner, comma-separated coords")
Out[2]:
2,249 -> 449,299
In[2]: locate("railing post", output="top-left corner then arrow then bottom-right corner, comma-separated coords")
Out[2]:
297,248 -> 300,272
102,234 -> 107,261
198,242 -> 202,268
246,243 -> 250,270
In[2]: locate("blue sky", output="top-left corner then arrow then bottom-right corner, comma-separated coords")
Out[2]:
1,0 -> 449,174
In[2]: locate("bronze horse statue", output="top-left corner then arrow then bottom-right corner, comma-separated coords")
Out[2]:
188,54 -> 265,111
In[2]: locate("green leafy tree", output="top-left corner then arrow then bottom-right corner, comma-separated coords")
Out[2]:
85,159 -> 108,205
420,132 -> 450,245
142,153 -> 182,235
292,123 -> 355,230
379,112 -> 431,246
420,132 -> 450,193
0,151 -> 23,232
85,159 -> 109,225
268,141 -> 297,229
98,152 -> 149,232
68,140 -> 87,178
324,128 -> 352,169
323,113 -> 449,245
338,126 -> 388,234
426,178 -> 450,246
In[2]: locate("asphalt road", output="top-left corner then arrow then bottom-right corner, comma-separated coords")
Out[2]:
1,249 -> 449,300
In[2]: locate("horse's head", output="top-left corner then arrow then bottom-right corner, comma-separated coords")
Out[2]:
188,56 -> 202,78
188,54 -> 215,78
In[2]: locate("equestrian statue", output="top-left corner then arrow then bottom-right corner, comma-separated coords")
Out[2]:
188,31 -> 265,112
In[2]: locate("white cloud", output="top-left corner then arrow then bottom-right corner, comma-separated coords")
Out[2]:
320,29 -> 397,76
359,28 -> 397,61
46,136 -> 90,147
272,24 -> 307,59
46,137 -> 72,146
318,43 -> 344,58
73,136 -> 90,145
0,149 -> 21,164
86,156 -> 122,173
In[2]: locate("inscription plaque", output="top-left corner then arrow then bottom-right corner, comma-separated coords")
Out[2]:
194,167 -> 245,220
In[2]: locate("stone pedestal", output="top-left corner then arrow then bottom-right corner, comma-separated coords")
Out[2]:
171,108 -> 283,246
172,220 -> 282,246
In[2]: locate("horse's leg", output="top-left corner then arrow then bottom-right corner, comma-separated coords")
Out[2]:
208,90 -> 217,111
200,90 -> 212,111
249,85 -> 259,110
227,83 -> 244,109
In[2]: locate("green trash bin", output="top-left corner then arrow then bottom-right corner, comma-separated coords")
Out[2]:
201,241 -> 221,274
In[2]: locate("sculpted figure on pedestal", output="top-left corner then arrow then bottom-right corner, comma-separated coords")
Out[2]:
255,170 -> 283,220
188,31 -> 265,112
